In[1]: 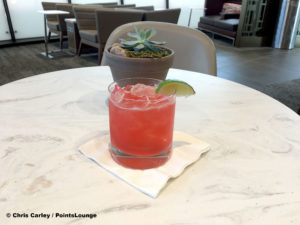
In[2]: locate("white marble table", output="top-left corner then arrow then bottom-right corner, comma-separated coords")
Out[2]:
38,10 -> 69,58
1,66 -> 300,225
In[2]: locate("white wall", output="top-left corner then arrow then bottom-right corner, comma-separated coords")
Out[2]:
7,0 -> 67,39
0,1 -> 11,41
169,0 -> 205,27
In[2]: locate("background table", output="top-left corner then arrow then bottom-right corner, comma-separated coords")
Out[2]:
0,66 -> 299,225
38,10 -> 69,58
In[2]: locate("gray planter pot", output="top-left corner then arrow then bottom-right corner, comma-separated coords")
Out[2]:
105,47 -> 175,81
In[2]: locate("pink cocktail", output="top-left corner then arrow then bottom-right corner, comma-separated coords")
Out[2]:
108,78 -> 176,169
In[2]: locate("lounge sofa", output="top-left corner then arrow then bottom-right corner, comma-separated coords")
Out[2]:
198,0 -> 242,45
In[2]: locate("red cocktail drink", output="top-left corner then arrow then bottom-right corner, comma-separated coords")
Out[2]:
108,78 -> 176,169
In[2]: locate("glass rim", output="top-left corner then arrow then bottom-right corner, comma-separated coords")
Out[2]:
108,77 -> 175,103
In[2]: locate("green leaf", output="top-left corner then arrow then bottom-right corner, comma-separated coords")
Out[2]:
149,40 -> 167,45
121,46 -> 135,51
143,41 -> 156,51
133,25 -> 139,35
127,32 -> 139,39
145,29 -> 152,39
147,29 -> 156,40
140,29 -> 146,40
134,44 -> 145,50
120,40 -> 139,46
121,25 -> 167,55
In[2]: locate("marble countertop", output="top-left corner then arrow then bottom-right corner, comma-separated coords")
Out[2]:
0,66 -> 299,225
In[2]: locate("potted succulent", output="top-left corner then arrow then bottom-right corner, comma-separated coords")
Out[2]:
105,26 -> 175,81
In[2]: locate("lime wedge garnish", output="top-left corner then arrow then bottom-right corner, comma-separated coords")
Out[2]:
155,80 -> 196,96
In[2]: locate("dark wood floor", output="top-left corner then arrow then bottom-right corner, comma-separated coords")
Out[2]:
1,39 -> 300,112
0,42 -> 97,85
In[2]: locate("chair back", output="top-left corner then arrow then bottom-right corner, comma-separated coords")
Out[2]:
95,8 -> 144,45
135,6 -> 154,11
73,6 -> 102,31
102,21 -> 217,76
56,3 -> 75,32
85,2 -> 118,6
41,2 -> 57,21
205,0 -> 242,16
104,4 -> 136,8
143,8 -> 181,24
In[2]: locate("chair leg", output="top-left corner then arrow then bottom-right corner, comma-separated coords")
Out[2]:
59,32 -> 63,49
47,31 -> 51,41
78,41 -> 83,56
98,46 -> 103,65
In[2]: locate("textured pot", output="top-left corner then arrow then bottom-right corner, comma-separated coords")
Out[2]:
105,47 -> 175,81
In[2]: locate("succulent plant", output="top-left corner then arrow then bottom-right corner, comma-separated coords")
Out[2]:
110,25 -> 170,58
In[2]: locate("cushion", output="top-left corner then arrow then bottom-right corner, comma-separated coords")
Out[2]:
214,18 -> 239,31
47,21 -> 59,31
80,29 -> 98,43
199,16 -> 239,31
221,3 -> 242,14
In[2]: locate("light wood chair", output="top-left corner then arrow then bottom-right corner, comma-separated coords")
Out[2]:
101,21 -> 217,76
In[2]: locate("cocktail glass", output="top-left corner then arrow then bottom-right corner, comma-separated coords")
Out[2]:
108,78 -> 176,169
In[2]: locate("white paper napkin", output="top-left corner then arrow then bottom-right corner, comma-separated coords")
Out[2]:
79,131 -> 210,198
